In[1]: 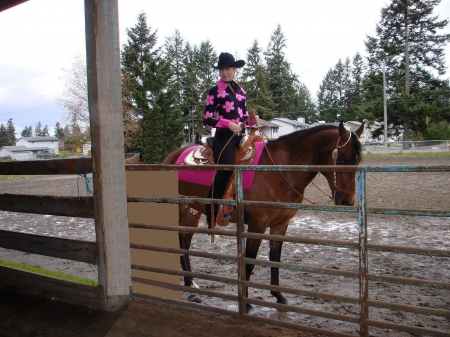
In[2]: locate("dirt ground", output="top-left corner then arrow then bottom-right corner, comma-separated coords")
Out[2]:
0,156 -> 449,336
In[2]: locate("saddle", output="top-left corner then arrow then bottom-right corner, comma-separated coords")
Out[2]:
184,128 -> 263,226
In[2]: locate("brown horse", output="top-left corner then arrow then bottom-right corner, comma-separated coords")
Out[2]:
163,121 -> 364,312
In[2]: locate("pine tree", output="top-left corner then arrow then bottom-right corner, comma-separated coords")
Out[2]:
42,125 -> 50,136
240,40 -> 275,120
121,12 -> 184,163
292,83 -> 317,124
188,40 -> 217,142
6,118 -> 16,145
195,40 -> 217,97
54,122 -> 65,140
35,121 -> 43,137
365,0 -> 450,142
264,25 -> 299,117
21,126 -> 33,137
164,30 -> 187,107
0,124 -> 8,147
317,58 -> 354,122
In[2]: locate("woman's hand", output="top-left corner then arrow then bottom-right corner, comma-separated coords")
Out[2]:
228,122 -> 243,134
251,112 -> 259,125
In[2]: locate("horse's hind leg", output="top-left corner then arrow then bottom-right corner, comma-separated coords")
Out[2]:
269,221 -> 289,305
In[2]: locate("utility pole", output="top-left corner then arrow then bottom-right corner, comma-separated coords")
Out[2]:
191,107 -> 195,145
383,60 -> 388,150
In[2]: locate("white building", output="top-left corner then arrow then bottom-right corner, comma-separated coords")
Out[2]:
245,119 -> 280,140
0,146 -> 33,160
0,136 -> 60,160
16,136 -> 59,151
268,118 -> 310,138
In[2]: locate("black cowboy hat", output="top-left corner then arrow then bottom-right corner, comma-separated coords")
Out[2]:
212,52 -> 245,70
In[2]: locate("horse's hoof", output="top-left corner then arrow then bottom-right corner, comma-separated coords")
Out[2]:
188,294 -> 202,303
277,297 -> 289,305
246,304 -> 254,314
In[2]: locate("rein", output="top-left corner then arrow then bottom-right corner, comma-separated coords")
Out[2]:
331,127 -> 353,198
255,124 -> 319,204
209,115 -> 252,241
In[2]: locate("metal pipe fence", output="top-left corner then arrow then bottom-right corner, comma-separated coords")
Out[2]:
126,163 -> 450,337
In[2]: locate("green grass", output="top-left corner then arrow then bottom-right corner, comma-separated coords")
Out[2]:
0,258 -> 98,286
363,151 -> 450,159
0,175 -> 34,180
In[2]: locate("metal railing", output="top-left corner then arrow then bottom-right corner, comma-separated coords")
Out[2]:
126,163 -> 450,337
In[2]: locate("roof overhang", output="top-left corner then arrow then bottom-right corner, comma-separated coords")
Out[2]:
0,0 -> 28,12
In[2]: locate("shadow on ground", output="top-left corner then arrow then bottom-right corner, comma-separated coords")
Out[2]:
0,287 -> 315,337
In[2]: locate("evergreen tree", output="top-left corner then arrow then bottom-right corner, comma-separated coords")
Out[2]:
35,121 -> 43,137
292,82 -> 317,124
264,25 -> 299,117
181,43 -> 202,144
6,118 -> 16,145
0,124 -> 8,147
241,40 -> 275,120
195,40 -> 217,96
21,126 -> 33,137
121,12 -> 183,163
42,125 -> 50,136
164,29 -> 187,107
54,122 -> 65,140
191,41 -> 217,141
365,0 -> 450,142
317,58 -> 354,122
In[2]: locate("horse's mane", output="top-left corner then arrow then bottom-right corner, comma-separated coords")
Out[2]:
268,122 -> 362,160
268,123 -> 339,143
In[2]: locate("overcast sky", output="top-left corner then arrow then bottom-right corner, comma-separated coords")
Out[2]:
1,0 -> 449,136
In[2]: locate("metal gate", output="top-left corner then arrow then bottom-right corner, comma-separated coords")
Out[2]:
126,163 -> 450,337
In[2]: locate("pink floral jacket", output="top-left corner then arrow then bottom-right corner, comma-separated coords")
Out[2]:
203,79 -> 253,129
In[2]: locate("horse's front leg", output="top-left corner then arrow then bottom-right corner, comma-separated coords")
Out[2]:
244,236 -> 263,313
179,204 -> 202,302
269,221 -> 289,305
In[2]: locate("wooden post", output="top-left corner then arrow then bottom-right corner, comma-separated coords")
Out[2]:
84,0 -> 131,310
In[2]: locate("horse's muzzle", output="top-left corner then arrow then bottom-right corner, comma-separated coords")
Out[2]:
334,191 -> 354,206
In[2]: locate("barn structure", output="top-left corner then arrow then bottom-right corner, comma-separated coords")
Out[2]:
0,0 -> 131,311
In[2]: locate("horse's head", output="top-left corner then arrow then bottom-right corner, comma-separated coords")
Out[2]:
321,121 -> 364,206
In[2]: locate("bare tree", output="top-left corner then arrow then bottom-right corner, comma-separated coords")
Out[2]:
56,54 -> 90,132
57,54 -> 142,152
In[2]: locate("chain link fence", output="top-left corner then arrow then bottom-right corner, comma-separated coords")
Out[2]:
363,140 -> 450,153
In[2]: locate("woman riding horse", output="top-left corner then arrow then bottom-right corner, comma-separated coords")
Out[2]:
164,121 -> 364,312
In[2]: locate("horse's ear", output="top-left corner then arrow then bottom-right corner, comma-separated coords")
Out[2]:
355,122 -> 364,137
338,120 -> 347,138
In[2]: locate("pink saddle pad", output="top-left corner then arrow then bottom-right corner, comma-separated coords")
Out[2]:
176,142 -> 264,190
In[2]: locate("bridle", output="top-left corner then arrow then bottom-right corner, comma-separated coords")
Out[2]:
331,125 -> 353,199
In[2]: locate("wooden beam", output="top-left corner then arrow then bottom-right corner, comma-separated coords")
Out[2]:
0,229 -> 97,264
0,0 -> 29,12
0,194 -> 94,218
84,0 -> 131,311
0,158 -> 93,175
0,265 -> 102,310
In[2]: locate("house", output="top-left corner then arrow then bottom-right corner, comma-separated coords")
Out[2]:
268,118 -> 310,138
245,119 -> 280,140
347,121 -> 369,142
16,136 -> 59,151
0,136 -> 60,160
0,146 -> 33,160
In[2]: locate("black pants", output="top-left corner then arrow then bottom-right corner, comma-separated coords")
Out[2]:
206,128 -> 242,226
